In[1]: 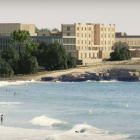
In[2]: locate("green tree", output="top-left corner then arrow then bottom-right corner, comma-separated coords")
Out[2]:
8,30 -> 31,55
110,46 -> 130,61
24,43 -> 38,54
31,49 -> 43,66
67,55 -> 76,68
19,54 -> 39,74
1,49 -> 19,74
52,28 -> 59,32
0,57 -> 14,75
43,41 -> 67,71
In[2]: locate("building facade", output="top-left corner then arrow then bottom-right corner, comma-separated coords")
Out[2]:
115,32 -> 140,57
0,36 -> 62,52
61,23 -> 115,60
0,23 -> 37,36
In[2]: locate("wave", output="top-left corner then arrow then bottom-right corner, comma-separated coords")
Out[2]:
0,79 -> 36,87
46,124 -> 130,140
99,80 -> 118,83
30,115 -> 67,127
0,102 -> 21,105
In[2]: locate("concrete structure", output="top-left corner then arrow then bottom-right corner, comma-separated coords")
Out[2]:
61,23 -> 115,60
0,23 -> 37,36
115,32 -> 140,57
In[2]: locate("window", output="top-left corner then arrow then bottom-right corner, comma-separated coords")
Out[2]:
82,40 -> 83,44
67,27 -> 70,31
85,27 -> 86,30
77,33 -> 79,37
89,41 -> 90,45
67,33 -> 70,36
112,34 -> 114,38
89,28 -> 91,30
89,53 -> 91,58
82,27 -> 83,30
105,34 -> 106,38
108,41 -> 110,45
138,41 -> 140,45
77,27 -> 79,30
89,34 -> 90,37
105,28 -> 106,31
108,28 -> 110,31
81,53 -> 82,58
42,34 -> 45,36
105,41 -> 106,45
101,28 -> 103,31
89,47 -> 91,50
82,33 -> 83,37
85,34 -> 86,37
108,34 -> 110,37
101,34 -> 103,38
85,40 -> 86,44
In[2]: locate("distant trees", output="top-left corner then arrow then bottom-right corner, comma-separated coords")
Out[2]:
35,26 -> 59,33
32,41 -> 77,71
110,46 -> 131,61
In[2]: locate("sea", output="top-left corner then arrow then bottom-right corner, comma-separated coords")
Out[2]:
0,80 -> 140,140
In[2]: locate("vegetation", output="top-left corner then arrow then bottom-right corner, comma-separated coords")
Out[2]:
19,54 -> 39,74
35,26 -> 59,33
0,57 -> 14,75
110,46 -> 131,61
0,30 -> 76,75
8,30 -> 31,54
32,41 -> 76,71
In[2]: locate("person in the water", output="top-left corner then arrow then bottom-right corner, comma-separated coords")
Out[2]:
1,115 -> 3,122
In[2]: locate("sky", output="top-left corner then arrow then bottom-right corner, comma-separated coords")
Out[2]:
0,0 -> 140,35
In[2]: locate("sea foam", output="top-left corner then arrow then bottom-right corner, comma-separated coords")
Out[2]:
30,115 -> 66,127
0,79 -> 36,87
46,124 -> 130,140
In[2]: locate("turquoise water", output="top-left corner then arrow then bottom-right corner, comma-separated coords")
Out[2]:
0,80 -> 140,140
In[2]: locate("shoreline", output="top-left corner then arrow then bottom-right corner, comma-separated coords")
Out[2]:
1,64 -> 140,82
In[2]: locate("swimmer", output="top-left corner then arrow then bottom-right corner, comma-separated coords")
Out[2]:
1,115 -> 3,122
6,90 -> 7,92
14,92 -> 16,95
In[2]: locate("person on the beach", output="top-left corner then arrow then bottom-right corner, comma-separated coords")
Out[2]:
75,131 -> 79,133
1,115 -> 3,122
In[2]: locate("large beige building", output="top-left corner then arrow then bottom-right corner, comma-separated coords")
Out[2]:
61,23 -> 115,60
0,23 -> 37,36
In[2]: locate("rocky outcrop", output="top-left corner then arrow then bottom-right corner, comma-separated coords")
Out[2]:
41,68 -> 140,82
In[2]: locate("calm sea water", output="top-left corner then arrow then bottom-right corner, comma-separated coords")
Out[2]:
0,80 -> 140,140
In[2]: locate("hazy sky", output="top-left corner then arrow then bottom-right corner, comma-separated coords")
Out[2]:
1,0 -> 140,35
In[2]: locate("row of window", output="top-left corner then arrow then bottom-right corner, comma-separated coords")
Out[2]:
101,41 -> 114,45
76,27 -> 114,31
101,28 -> 114,31
77,33 -> 91,37
101,34 -> 115,38
63,38 -> 76,44
63,45 -> 76,50
76,46 -> 112,50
